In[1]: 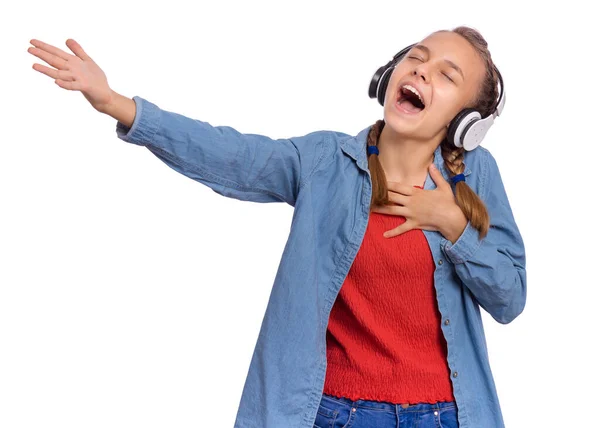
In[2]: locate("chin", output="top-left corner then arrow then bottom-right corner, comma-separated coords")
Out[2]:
383,107 -> 425,136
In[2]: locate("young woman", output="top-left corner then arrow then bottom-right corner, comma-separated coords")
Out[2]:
28,25 -> 526,428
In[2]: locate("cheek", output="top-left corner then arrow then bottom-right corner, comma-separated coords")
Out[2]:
386,65 -> 409,96
430,90 -> 464,122
385,84 -> 398,105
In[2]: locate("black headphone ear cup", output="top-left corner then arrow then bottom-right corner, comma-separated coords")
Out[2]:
369,44 -> 416,106
447,108 -> 479,148
377,67 -> 393,106
368,65 -> 388,100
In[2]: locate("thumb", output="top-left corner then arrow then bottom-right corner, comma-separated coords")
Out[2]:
66,39 -> 92,61
429,163 -> 446,181
429,163 -> 449,189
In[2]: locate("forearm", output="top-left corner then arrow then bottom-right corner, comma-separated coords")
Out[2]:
114,96 -> 328,205
439,149 -> 527,324
100,90 -> 136,128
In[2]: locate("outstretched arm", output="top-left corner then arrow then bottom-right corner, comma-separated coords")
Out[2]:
111,95 -> 329,206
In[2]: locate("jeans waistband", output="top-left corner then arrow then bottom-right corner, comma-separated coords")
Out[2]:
321,393 -> 456,412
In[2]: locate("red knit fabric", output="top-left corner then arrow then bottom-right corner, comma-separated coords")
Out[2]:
322,198 -> 455,404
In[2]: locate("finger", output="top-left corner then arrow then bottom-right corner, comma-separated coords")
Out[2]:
32,63 -> 75,81
387,191 -> 410,206
387,181 -> 415,196
65,39 -> 92,61
54,78 -> 80,91
371,204 -> 410,217
30,39 -> 73,62
383,221 -> 414,238
28,46 -> 69,70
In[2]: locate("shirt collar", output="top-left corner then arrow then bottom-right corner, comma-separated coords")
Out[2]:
341,125 -> 472,190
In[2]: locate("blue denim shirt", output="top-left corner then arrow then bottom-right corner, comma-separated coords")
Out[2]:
116,96 -> 527,428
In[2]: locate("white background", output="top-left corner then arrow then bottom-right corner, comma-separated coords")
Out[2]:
3,1 -> 598,427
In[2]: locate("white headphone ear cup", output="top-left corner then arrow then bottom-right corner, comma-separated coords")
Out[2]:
462,116 -> 494,151
449,109 -> 481,149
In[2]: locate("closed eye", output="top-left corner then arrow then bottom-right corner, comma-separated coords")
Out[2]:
408,56 -> 423,61
442,73 -> 454,82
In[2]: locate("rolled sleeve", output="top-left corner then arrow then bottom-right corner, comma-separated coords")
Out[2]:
116,96 -> 161,146
441,220 -> 483,264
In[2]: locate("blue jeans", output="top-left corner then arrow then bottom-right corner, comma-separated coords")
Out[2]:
313,392 -> 459,428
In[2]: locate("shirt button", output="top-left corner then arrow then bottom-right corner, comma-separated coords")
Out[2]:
438,259 -> 443,265
444,319 -> 450,325
453,371 -> 458,378
352,407 -> 356,412
434,410 -> 439,416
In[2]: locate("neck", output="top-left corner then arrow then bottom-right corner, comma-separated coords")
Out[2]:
377,124 -> 444,185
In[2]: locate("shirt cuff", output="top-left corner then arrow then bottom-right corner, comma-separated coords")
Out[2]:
115,96 -> 162,146
441,220 -> 483,264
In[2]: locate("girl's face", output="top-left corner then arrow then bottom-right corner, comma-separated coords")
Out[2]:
383,31 -> 486,142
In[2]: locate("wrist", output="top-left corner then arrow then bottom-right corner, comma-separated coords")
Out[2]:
99,91 -> 136,129
440,205 -> 468,244
97,89 -> 119,115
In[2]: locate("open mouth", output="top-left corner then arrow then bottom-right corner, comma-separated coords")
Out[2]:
396,86 -> 426,114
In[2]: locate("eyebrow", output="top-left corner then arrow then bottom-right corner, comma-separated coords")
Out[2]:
412,44 -> 464,79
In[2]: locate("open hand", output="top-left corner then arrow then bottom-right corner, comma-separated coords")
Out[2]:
28,38 -> 114,112
371,163 -> 467,240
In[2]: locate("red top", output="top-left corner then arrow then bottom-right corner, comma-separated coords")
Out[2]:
322,202 -> 455,404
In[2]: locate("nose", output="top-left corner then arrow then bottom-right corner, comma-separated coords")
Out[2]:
412,68 -> 428,83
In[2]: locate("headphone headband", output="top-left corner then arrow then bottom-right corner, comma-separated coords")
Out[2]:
368,42 -> 506,151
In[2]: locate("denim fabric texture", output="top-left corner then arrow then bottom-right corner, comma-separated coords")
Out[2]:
116,96 -> 527,428
314,393 -> 459,428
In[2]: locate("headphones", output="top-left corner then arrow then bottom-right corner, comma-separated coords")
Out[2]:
368,43 -> 506,151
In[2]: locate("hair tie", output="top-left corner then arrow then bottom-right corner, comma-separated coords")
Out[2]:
367,145 -> 379,156
451,173 -> 465,184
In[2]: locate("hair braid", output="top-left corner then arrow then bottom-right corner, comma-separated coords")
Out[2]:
366,119 -> 388,208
